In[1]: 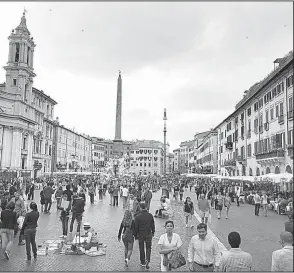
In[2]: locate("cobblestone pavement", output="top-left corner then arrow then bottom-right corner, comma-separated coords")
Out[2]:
0,188 -> 287,271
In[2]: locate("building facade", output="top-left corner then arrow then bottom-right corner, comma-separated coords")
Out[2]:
215,51 -> 293,177
179,140 -> 194,174
91,137 -> 105,173
0,13 -> 57,179
194,131 -> 218,174
173,148 -> 180,173
129,140 -> 164,175
52,120 -> 92,173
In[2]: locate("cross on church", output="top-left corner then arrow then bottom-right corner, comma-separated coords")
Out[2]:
23,7 -> 28,15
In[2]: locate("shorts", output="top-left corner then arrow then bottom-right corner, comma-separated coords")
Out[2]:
199,211 -> 209,219
184,212 -> 192,218
216,204 -> 223,211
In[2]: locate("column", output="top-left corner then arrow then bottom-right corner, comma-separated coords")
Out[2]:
30,50 -> 34,68
24,45 -> 28,65
10,128 -> 22,169
1,127 -> 13,168
27,133 -> 34,171
8,43 -> 13,62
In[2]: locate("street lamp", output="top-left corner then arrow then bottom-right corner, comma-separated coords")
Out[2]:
162,108 -> 169,198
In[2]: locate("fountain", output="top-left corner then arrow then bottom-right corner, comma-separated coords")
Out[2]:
101,154 -> 131,179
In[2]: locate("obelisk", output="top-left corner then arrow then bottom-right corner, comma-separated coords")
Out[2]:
113,70 -> 123,157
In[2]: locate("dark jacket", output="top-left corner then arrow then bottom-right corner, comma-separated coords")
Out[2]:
0,209 -> 17,229
63,189 -> 73,202
285,219 -> 293,235
22,210 -> 39,230
134,210 -> 155,238
184,202 -> 194,213
118,219 -> 135,239
72,198 -> 85,214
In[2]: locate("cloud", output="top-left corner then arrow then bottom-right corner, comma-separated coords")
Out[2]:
0,2 -> 292,151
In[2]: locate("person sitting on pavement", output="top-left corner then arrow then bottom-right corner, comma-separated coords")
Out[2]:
219,231 -> 252,272
271,231 -> 293,272
82,222 -> 99,250
154,197 -> 166,218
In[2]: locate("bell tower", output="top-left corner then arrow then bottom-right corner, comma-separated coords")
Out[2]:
4,10 -> 36,102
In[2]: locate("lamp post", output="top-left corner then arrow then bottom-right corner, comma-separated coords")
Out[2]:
163,108 -> 167,177
162,108 -> 169,198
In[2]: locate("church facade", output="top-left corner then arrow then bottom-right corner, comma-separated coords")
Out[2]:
0,12 -> 57,179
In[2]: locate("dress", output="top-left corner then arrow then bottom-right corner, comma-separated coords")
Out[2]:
158,233 -> 182,271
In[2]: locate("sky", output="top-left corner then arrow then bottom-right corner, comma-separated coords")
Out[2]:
0,2 -> 292,151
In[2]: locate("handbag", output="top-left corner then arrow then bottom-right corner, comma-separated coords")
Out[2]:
168,249 -> 186,269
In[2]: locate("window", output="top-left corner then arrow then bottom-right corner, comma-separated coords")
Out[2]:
254,141 -> 258,154
265,110 -> 269,122
259,114 -> 263,126
247,144 -> 252,157
276,105 -> 279,118
15,43 -> 20,62
22,137 -> 26,149
248,120 -> 251,131
247,107 -> 251,116
13,79 -> 17,86
254,118 -> 258,129
27,47 -> 30,64
280,102 -> 284,116
259,98 -> 263,108
254,102 -> 259,111
277,84 -> 281,95
288,129 -> 293,145
264,95 -> 267,104
270,108 -> 274,120
272,88 -> 276,98
286,75 -> 293,87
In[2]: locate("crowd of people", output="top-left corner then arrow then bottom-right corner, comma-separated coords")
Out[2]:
0,173 -> 293,272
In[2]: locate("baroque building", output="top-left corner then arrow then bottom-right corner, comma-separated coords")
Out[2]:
215,51 -> 293,177
0,12 -> 57,179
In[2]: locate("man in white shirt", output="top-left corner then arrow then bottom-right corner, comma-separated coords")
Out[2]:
235,187 -> 241,206
188,223 -> 221,272
271,231 -> 293,272
121,185 -> 129,209
219,232 -> 252,272
253,192 -> 261,216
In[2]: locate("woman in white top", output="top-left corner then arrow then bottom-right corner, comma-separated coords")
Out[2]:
261,193 -> 269,217
158,220 -> 182,271
224,192 -> 231,219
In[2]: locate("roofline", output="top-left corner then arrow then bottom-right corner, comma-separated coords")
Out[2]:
56,124 -> 91,141
213,55 -> 293,130
32,87 -> 57,105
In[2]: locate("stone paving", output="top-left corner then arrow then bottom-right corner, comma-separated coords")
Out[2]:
0,188 -> 287,271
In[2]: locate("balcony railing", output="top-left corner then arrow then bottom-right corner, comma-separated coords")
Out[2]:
236,155 -> 245,162
225,142 -> 233,149
255,149 -> 285,160
224,159 -> 236,167
264,122 -> 269,131
278,115 -> 284,124
288,111 -> 293,120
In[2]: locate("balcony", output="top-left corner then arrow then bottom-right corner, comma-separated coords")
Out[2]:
224,159 -> 236,167
264,122 -> 269,131
288,111 -> 293,120
236,155 -> 245,163
278,115 -> 284,124
287,144 -> 293,159
21,149 -> 28,155
225,142 -> 233,149
255,149 -> 285,164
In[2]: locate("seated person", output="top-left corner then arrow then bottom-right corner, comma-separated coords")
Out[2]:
82,222 -> 99,250
154,197 -> 167,218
